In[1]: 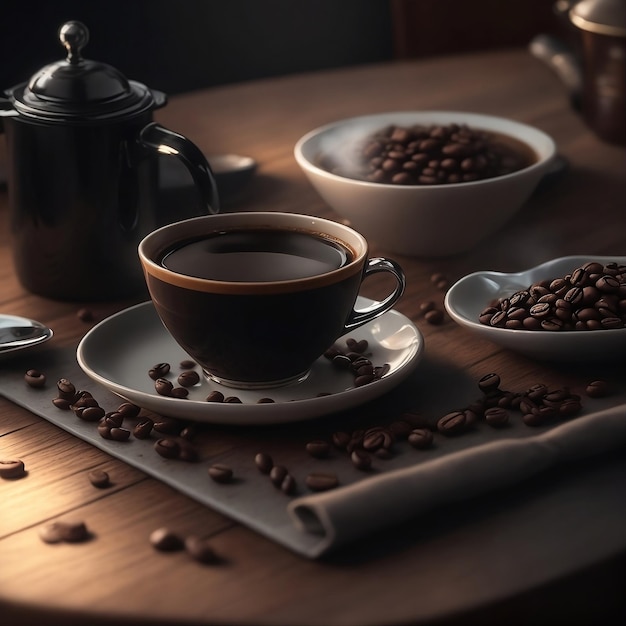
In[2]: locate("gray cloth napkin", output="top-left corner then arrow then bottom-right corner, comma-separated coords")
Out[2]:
288,404 -> 626,557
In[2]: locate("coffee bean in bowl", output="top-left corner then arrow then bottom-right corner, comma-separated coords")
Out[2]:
294,111 -> 556,257
444,255 -> 626,361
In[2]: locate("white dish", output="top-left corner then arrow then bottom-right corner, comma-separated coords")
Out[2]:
444,255 -> 626,361
77,298 -> 424,425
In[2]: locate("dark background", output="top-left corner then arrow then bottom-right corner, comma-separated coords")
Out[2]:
0,0 -> 394,95
1,0 -> 560,96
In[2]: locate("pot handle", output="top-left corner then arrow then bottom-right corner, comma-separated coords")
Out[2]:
139,122 -> 220,214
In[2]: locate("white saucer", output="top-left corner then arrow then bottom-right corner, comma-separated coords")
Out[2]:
444,255 -> 626,361
77,298 -> 424,425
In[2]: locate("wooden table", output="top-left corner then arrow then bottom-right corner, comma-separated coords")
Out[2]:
1,48 -> 625,626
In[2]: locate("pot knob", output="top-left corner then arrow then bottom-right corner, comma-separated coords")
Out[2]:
59,20 -> 89,65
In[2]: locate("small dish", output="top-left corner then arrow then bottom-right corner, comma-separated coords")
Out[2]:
77,298 -> 423,425
444,255 -> 626,361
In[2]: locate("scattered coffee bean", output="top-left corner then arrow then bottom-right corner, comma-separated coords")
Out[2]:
270,465 -> 288,487
206,390 -> 225,402
351,449 -> 372,471
224,396 -> 242,403
306,472 -> 339,492
478,373 -> 501,392
52,397 -> 73,410
257,397 -> 275,403
149,363 -> 170,380
437,410 -> 468,436
178,370 -> 200,387
420,300 -> 436,314
0,459 -> 26,479
24,369 -> 46,388
586,380 -> 610,398
185,535 -> 220,564
56,378 -> 77,400
57,519 -> 90,543
306,440 -> 330,458
331,431 -> 351,450
153,417 -> 182,435
38,521 -> 67,544
154,438 -> 181,459
154,378 -> 174,396
77,405 -> 105,422
149,527 -> 184,551
208,464 -> 233,484
117,402 -> 140,417
424,309 -> 444,325
170,386 -> 189,399
109,427 -> 131,442
281,474 -> 297,495
76,307 -> 94,322
408,428 -> 434,449
179,359 -> 196,369
254,452 -> 273,474
87,469 -> 110,488
484,406 -> 509,427
346,337 -> 368,353
133,418 -> 154,439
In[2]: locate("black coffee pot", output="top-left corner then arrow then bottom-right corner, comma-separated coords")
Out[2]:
0,21 -> 219,300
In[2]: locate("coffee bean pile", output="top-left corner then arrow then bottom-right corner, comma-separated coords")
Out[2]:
479,261 -> 626,331
324,338 -> 390,386
318,123 -> 532,185
254,452 -> 299,495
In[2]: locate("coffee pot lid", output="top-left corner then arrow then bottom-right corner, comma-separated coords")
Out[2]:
7,21 -> 159,122
570,0 -> 626,37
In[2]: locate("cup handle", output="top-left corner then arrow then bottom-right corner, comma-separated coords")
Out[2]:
139,122 -> 220,215
344,258 -> 406,330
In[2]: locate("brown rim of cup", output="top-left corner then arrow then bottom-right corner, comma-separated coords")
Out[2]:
138,212 -> 368,295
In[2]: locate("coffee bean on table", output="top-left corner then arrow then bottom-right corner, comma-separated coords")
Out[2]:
0,459 -> 26,479
24,369 -> 46,388
305,472 -> 339,492
170,386 -> 189,399
87,469 -> 110,488
56,378 -> 77,401
153,417 -> 182,434
38,521 -> 67,544
424,309 -> 444,325
585,380 -> 610,398
149,527 -> 184,551
437,410 -> 467,436
281,474 -> 297,495
306,440 -> 330,458
351,450 -> 372,471
208,464 -> 233,484
185,535 -> 220,564
180,359 -> 196,369
58,519 -> 90,543
408,428 -> 434,449
254,452 -> 273,474
484,406 -> 509,427
478,373 -> 501,392
270,465 -> 288,487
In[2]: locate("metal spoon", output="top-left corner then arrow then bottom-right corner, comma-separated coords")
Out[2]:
0,314 -> 53,355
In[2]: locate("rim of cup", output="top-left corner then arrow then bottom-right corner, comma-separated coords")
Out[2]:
138,212 -> 369,295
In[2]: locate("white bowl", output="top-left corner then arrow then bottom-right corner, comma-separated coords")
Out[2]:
294,111 -> 557,257
444,255 -> 626,361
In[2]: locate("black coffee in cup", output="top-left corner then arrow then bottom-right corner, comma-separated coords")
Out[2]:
159,228 -> 353,282
139,212 -> 405,389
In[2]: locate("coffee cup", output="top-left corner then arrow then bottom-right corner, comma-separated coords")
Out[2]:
138,212 -> 406,389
